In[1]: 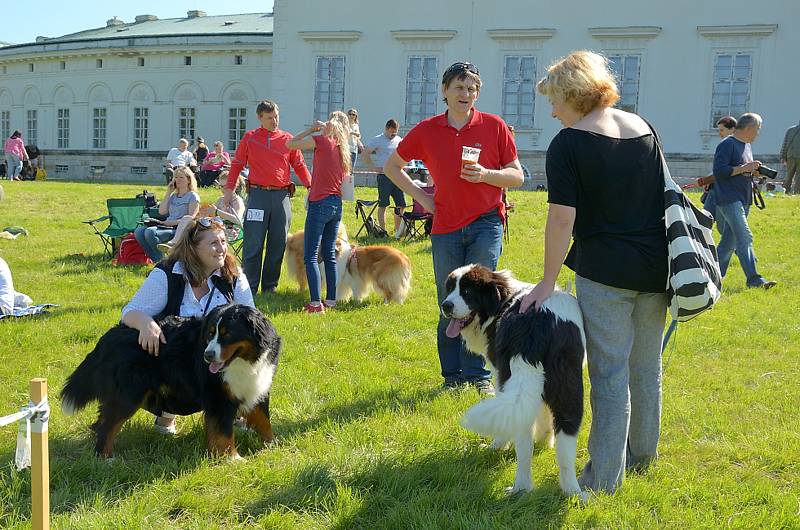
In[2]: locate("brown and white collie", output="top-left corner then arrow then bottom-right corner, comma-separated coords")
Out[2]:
336,241 -> 412,303
285,223 -> 349,291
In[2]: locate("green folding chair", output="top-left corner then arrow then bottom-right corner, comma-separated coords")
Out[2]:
84,197 -> 147,257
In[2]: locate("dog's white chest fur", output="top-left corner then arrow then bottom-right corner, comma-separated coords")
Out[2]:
222,356 -> 275,412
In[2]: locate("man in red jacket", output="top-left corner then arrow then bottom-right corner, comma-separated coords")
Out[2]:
224,100 -> 312,294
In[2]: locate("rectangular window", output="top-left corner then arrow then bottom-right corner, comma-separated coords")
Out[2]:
57,108 -> 70,148
96,59 -> 103,69
313,56 -> 345,121
178,107 -> 196,142
228,107 -> 247,151
59,61 -> 65,70
133,107 -> 149,150
184,56 -> 192,66
55,165 -> 69,173
405,56 -> 438,126
26,109 -> 37,146
607,54 -> 642,114
502,55 -> 536,128
92,108 -> 107,149
0,111 -> 9,141
234,55 -> 243,65
138,57 -> 145,67
130,166 -> 148,175
710,52 -> 752,127
29,63 -> 34,72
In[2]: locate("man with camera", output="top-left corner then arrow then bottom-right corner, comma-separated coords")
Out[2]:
712,112 -> 777,290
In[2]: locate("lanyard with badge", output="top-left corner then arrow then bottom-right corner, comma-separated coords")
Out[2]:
202,284 -> 218,316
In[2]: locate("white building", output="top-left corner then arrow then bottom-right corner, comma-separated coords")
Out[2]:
1,1 -> 797,183
0,11 -> 273,180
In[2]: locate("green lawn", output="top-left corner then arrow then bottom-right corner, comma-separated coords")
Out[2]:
0,181 -> 798,529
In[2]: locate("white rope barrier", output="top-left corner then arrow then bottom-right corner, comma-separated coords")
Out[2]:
0,398 -> 50,471
0,378 -> 50,529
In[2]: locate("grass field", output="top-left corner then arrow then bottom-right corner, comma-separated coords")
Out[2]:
0,181 -> 798,529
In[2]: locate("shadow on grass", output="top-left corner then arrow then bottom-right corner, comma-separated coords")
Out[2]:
242,448 -> 571,529
0,415 -> 274,522
51,252 -> 151,276
275,387 -> 442,441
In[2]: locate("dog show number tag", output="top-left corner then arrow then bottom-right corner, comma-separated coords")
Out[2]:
246,209 -> 265,222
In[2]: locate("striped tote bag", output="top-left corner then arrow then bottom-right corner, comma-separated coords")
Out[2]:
660,150 -> 722,321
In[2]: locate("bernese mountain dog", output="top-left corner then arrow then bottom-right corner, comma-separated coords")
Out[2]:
441,264 -> 587,499
60,304 -> 281,459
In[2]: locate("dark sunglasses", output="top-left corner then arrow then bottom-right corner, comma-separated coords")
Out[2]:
197,216 -> 224,228
444,61 -> 480,76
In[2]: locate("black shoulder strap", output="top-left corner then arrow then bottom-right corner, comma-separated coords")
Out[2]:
155,260 -> 185,320
210,274 -> 236,304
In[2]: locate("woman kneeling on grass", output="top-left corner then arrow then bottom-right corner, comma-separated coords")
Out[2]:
122,217 -> 254,434
520,50 -> 668,494
286,110 -> 351,314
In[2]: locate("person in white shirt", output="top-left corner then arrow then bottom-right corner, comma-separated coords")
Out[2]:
0,257 -> 32,315
362,119 -> 405,235
164,138 -> 197,183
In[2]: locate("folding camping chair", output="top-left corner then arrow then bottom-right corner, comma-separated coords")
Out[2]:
354,199 -> 388,238
401,186 -> 435,241
83,197 -> 147,258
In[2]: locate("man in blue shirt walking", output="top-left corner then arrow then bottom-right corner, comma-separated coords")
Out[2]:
712,112 -> 776,290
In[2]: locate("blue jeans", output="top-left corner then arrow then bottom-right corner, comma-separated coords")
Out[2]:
431,212 -> 503,383
304,195 -> 342,303
134,225 -> 175,262
715,200 -> 766,287
4,154 -> 22,179
701,186 -> 716,220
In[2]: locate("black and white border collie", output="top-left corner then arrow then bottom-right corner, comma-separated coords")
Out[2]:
61,304 -> 281,459
441,264 -> 587,499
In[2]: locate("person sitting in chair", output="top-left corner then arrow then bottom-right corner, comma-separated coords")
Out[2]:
164,138 -> 197,184
134,167 -> 200,262
198,141 -> 231,187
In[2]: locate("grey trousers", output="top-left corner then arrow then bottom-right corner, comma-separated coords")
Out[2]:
576,275 -> 667,493
785,158 -> 799,194
242,187 -> 292,293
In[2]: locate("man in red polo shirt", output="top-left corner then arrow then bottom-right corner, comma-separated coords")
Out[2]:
224,100 -> 312,294
384,62 -> 524,395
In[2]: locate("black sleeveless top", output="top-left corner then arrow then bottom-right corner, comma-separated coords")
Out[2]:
154,260 -> 236,320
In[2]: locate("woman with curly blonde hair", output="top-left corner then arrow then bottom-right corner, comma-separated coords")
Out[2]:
287,110 -> 351,313
520,50 -> 669,494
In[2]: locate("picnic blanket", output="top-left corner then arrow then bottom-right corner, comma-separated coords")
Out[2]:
0,304 -> 58,320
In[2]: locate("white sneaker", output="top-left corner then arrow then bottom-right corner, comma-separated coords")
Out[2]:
394,219 -> 407,239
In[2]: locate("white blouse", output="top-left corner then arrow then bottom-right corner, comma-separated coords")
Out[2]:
122,261 -> 254,320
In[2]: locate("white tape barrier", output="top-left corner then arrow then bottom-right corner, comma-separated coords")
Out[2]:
0,398 -> 49,470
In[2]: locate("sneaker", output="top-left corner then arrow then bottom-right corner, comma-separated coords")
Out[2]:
472,380 -> 496,396
156,242 -> 172,255
304,303 -> 325,314
762,280 -> 777,290
442,378 -> 464,390
153,416 -> 176,435
323,299 -> 337,309
394,219 -> 407,239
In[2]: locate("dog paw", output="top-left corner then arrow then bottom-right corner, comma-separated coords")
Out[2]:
480,438 -> 510,451
505,481 -> 533,495
227,453 -> 245,463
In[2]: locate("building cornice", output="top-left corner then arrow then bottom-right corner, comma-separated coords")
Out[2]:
390,30 -> 457,41
588,26 -> 662,39
487,28 -> 556,40
298,31 -> 362,42
697,24 -> 777,38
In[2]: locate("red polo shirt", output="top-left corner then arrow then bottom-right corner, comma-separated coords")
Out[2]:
396,109 -> 517,234
225,127 -> 312,190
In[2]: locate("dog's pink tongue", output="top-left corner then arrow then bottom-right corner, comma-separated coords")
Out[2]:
445,318 -> 466,338
209,361 -> 225,374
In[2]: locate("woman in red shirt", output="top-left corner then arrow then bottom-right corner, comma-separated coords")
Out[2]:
287,111 -> 351,313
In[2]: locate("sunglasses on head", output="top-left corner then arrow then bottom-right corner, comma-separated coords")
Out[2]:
348,112 -> 357,116
197,216 -> 223,228
445,61 -> 480,76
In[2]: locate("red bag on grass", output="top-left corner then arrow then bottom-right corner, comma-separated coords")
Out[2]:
114,234 -> 154,266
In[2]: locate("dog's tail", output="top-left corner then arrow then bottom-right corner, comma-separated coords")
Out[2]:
460,357 -> 545,440
60,349 -> 103,415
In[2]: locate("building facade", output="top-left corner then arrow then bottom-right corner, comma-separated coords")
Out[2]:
271,0 -> 797,185
1,2 -> 797,184
0,11 -> 273,181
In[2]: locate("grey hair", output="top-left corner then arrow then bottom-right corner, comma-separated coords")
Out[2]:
736,113 -> 762,130
178,138 -> 189,146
